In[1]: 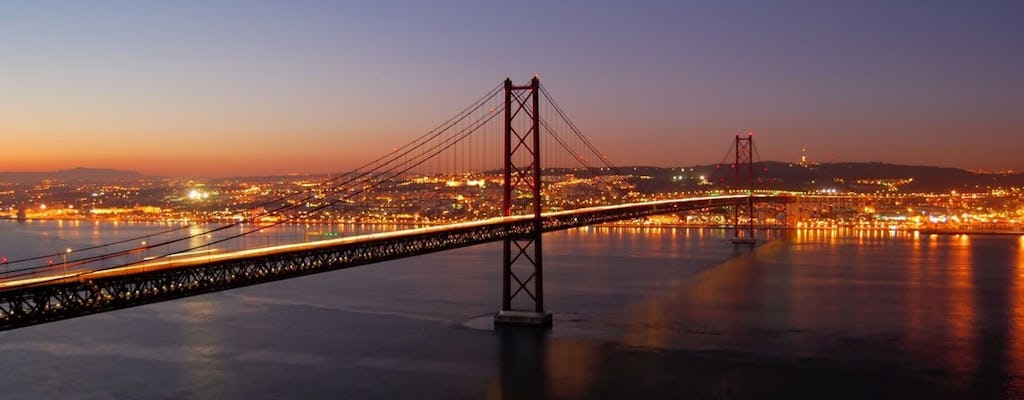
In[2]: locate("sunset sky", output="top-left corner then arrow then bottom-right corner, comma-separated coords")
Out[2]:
2,1 -> 1022,177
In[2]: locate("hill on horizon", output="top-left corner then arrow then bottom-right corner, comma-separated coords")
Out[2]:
0,167 -> 143,184
629,161 -> 1024,194
3,163 -> 1022,194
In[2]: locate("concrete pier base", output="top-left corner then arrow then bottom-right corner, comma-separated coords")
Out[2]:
494,310 -> 553,328
732,237 -> 756,245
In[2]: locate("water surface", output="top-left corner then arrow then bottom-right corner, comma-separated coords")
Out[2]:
0,222 -> 1021,399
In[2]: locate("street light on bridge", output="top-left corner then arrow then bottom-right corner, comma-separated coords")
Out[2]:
63,248 -> 72,276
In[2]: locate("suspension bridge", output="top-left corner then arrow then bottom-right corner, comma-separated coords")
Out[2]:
0,77 -> 789,330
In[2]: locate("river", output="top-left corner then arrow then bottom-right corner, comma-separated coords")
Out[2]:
0,220 -> 1021,399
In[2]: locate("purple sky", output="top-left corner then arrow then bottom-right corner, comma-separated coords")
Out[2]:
2,1 -> 1022,176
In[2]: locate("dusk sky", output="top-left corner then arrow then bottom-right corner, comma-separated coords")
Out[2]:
2,1 -> 1022,177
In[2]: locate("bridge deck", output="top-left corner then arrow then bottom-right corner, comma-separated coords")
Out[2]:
0,195 -> 787,330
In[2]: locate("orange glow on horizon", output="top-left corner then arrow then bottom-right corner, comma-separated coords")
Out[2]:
0,140 -> 388,177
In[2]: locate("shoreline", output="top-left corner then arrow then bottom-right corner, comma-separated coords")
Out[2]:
917,228 -> 1024,236
3,217 -> 1021,237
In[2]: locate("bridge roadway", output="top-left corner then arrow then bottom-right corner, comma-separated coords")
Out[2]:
0,194 -> 786,331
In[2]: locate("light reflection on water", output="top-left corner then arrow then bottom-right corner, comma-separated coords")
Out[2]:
577,228 -> 1023,396
947,234 -> 976,380
182,299 -> 223,400
0,222 -> 1022,398
1012,237 -> 1024,394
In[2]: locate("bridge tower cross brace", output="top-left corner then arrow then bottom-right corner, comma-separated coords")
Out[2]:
732,132 -> 756,244
495,76 -> 553,327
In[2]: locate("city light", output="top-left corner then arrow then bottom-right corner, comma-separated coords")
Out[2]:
0,168 -> 1019,234
187,189 -> 210,201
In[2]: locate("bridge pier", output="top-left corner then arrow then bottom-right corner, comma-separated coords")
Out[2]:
495,310 -> 553,327
494,76 -> 552,328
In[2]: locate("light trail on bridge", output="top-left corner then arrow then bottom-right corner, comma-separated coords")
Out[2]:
0,194 -> 787,331
0,195 -> 767,288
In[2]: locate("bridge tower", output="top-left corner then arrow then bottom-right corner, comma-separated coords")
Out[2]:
495,76 -> 552,327
732,132 -> 756,244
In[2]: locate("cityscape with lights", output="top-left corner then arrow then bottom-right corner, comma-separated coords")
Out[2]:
2,163 -> 1022,234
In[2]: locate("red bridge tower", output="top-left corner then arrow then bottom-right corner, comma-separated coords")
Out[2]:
495,77 -> 552,327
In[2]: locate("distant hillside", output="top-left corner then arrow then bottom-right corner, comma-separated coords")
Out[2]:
630,162 -> 1024,193
0,167 -> 143,184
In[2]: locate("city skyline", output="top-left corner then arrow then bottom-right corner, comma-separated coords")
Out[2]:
2,1 -> 1022,177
